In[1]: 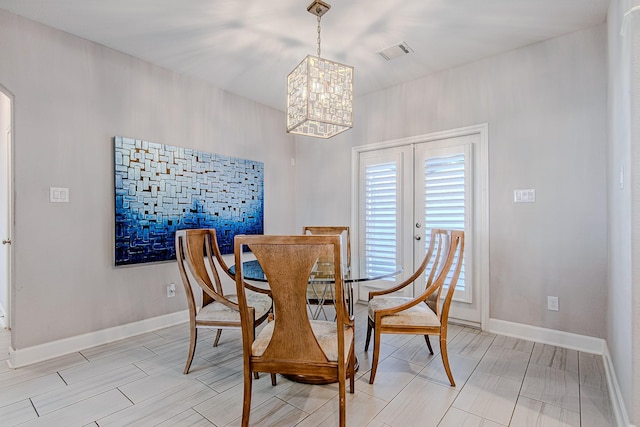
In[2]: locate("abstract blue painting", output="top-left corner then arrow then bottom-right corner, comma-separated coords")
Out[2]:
114,136 -> 264,266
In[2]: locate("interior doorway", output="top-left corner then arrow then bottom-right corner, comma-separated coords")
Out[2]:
0,86 -> 12,331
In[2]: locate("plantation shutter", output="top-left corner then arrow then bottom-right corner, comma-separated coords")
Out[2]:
422,148 -> 470,301
364,162 -> 398,276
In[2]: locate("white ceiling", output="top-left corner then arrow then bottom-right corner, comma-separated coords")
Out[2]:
0,0 -> 609,111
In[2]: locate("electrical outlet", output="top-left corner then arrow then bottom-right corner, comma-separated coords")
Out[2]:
547,296 -> 559,311
167,283 -> 176,298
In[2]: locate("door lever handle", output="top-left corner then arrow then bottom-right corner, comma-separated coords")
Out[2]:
2,239 -> 11,245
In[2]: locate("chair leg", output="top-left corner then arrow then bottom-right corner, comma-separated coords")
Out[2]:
349,345 -> 355,393
364,318 -> 373,351
369,327 -> 381,384
183,326 -> 197,374
213,329 -> 222,347
270,373 -> 277,386
338,367 -> 346,427
424,335 -> 434,355
241,366 -> 253,427
440,336 -> 455,387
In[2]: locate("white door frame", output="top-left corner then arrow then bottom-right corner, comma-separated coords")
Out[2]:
351,123 -> 489,329
0,84 -> 14,331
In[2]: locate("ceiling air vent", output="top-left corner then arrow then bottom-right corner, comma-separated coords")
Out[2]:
377,41 -> 414,61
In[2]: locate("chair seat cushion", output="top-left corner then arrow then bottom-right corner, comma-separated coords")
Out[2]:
196,292 -> 272,323
252,320 -> 354,362
368,296 -> 440,327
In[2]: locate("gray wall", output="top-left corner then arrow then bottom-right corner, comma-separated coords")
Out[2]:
0,10 -> 296,349
607,0 -> 639,422
296,25 -> 608,338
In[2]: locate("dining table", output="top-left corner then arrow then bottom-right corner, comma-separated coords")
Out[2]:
229,258 -> 402,319
229,258 -> 403,384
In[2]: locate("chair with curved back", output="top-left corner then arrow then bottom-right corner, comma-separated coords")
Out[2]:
364,229 -> 465,385
234,234 -> 355,427
175,228 -> 272,374
302,226 -> 351,319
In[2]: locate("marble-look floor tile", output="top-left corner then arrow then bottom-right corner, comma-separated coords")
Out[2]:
389,335 -> 439,367
18,389 -> 132,427
31,364 -> 147,415
357,341 -> 401,374
0,399 -> 39,426
296,388 -> 387,427
418,351 -> 478,390
490,335 -> 534,354
580,385 -> 615,427
578,352 -> 607,391
530,344 -> 578,373
276,381 -> 338,414
58,347 -> 156,385
510,396 -> 580,426
154,408 -> 215,426
447,330 -> 495,360
375,376 -> 458,427
80,332 -> 165,361
356,356 -> 423,402
192,373 -> 294,426
194,362 -> 244,393
132,348 -> 190,377
118,365 -> 213,404
0,310 -> 616,427
475,346 -> 530,382
0,373 -> 66,408
520,363 -> 580,412
97,381 -> 218,426
0,352 -> 88,389
226,396 -> 309,427
452,371 -> 521,426
438,407 -> 505,426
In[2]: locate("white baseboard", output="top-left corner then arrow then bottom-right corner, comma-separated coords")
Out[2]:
602,344 -> 633,427
488,318 -> 632,426
7,310 -> 189,369
487,318 -> 605,354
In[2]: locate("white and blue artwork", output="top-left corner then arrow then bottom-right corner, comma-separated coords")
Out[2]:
114,136 -> 264,266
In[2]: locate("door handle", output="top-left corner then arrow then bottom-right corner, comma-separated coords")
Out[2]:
2,239 -> 11,245
414,235 -> 421,241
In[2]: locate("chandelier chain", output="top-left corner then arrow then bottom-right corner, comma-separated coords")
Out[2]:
317,13 -> 321,57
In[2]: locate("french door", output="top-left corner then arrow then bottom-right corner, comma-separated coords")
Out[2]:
355,126 -> 488,326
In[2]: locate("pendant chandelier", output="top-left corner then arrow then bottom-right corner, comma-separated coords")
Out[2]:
286,0 -> 354,139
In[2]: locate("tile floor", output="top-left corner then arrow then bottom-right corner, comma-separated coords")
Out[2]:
0,304 -> 616,426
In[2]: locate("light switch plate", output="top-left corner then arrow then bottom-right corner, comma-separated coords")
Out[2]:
50,187 -> 69,203
514,189 -> 535,203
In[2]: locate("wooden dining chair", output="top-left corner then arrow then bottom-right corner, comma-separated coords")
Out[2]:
302,226 -> 351,318
364,229 -> 465,385
234,234 -> 355,427
302,226 -> 351,270
175,229 -> 272,374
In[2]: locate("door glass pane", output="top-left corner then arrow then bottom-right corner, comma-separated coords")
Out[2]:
424,153 -> 466,293
364,162 -> 397,276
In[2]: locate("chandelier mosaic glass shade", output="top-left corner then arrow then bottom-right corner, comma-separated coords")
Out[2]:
286,1 -> 354,139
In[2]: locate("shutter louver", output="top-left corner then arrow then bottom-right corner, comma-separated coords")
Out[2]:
424,154 -> 466,292
364,162 -> 397,276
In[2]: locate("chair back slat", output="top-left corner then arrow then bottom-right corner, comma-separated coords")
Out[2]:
438,230 -> 465,323
234,235 -> 346,365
